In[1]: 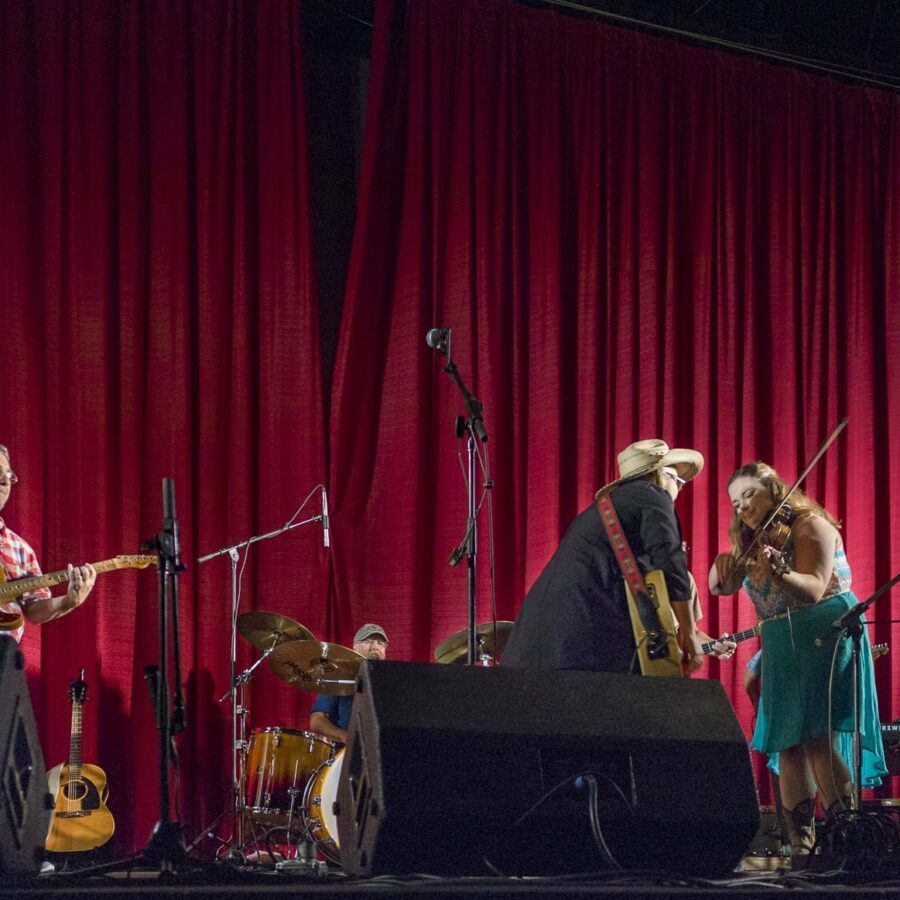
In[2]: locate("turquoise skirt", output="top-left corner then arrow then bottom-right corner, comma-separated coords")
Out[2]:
752,591 -> 887,787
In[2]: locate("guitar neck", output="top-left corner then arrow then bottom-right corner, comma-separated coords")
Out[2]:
0,555 -> 154,602
69,703 -> 83,780
701,623 -> 762,655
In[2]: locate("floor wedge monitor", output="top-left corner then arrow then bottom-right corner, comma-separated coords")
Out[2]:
337,661 -> 759,877
0,640 -> 51,875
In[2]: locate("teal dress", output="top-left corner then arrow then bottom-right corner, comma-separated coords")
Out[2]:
743,531 -> 886,786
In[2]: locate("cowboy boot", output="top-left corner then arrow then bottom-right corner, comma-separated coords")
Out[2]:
785,798 -> 816,867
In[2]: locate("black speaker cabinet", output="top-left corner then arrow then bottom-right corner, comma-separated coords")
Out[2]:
337,661 -> 759,877
0,640 -> 51,875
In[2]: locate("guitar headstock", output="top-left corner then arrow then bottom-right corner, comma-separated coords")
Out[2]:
69,668 -> 88,705
114,555 -> 157,570
872,642 -> 889,661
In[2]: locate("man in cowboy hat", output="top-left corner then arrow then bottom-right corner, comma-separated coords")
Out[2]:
503,439 -> 730,674
309,623 -> 389,743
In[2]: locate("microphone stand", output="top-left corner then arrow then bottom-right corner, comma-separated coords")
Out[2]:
832,572 -> 900,805
140,478 -> 188,871
194,512 -> 323,863
433,335 -> 491,666
818,572 -> 900,866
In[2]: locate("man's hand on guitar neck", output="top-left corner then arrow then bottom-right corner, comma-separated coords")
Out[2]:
25,563 -> 97,623
698,630 -> 736,661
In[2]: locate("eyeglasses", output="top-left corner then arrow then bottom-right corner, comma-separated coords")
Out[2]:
358,637 -> 387,647
0,470 -> 17,487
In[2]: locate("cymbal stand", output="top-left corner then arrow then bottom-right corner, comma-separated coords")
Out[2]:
196,512 -> 323,864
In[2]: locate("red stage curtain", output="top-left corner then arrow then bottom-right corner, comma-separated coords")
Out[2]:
330,0 -> 900,795
0,0 -> 327,851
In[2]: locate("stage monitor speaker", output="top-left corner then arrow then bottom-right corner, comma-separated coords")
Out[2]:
0,640 -> 51,875
337,661 -> 759,877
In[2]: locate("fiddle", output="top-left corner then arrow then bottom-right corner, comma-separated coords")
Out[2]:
757,503 -> 795,553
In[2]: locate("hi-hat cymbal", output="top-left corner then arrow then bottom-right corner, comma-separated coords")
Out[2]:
268,640 -> 364,695
237,611 -> 315,650
433,621 -> 514,664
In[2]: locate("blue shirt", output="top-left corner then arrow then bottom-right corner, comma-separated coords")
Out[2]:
311,692 -> 353,731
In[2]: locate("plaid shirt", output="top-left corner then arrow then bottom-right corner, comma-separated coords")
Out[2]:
0,517 -> 52,643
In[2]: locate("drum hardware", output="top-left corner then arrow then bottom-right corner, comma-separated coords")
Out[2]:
433,620 -> 514,665
268,640 -> 364,695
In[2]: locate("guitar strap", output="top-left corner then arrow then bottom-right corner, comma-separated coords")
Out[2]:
596,493 -> 669,657
596,493 -> 652,602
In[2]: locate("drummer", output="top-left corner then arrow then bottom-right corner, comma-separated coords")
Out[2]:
309,623 -> 388,743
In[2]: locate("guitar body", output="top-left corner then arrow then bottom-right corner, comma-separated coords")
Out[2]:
45,763 -> 115,853
0,564 -> 25,630
624,570 -> 683,677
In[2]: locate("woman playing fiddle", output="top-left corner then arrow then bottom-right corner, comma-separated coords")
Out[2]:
708,462 -> 886,864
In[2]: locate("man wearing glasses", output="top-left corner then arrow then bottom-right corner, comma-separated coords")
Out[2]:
0,443 -> 97,643
309,623 -> 388,743
503,439 -> 733,675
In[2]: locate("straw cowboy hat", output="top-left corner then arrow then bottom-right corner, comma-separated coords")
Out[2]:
595,439 -> 704,497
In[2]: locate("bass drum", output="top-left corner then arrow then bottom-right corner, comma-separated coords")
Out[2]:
303,747 -> 344,863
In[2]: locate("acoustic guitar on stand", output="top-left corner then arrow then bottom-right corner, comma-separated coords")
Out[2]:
0,555 -> 156,631
45,670 -> 115,854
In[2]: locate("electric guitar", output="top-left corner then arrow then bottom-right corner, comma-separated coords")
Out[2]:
624,570 -> 683,677
45,670 -> 115,853
0,555 -> 156,630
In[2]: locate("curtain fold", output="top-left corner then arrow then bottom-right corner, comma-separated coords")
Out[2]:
0,0 -> 327,850
330,0 -> 899,795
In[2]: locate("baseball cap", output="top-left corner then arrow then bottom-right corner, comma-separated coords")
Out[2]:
354,623 -> 388,644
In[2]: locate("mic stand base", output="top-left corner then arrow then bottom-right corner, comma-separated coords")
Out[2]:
141,820 -> 188,872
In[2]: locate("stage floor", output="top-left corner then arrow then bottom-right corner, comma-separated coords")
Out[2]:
1,857 -> 899,900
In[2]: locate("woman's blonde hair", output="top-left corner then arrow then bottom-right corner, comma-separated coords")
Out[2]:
726,461 -> 839,555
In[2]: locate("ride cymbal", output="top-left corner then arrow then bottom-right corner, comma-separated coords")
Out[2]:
433,620 -> 514,664
237,611 -> 315,650
268,640 -> 364,695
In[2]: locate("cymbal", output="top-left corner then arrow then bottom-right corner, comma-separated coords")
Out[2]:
268,640 -> 364,695
433,621 -> 514,664
237,611 -> 315,650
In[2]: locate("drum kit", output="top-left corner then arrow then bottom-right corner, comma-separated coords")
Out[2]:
207,611 -> 514,870
205,610 -> 364,869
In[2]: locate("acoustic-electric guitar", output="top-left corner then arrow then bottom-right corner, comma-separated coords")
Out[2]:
0,555 -> 156,630
45,670 -> 115,854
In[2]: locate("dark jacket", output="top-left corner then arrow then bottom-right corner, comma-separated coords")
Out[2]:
502,479 -> 691,672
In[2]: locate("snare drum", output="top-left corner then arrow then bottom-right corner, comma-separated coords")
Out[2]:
303,747 -> 345,863
244,727 -> 335,825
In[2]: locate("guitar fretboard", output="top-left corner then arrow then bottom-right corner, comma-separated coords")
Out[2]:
68,704 -> 83,780
701,623 -> 762,655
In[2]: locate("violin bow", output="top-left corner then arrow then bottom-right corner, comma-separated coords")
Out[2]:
737,416 -> 848,563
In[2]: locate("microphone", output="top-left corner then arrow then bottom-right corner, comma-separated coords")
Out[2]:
321,487 -> 331,549
426,327 -> 450,355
